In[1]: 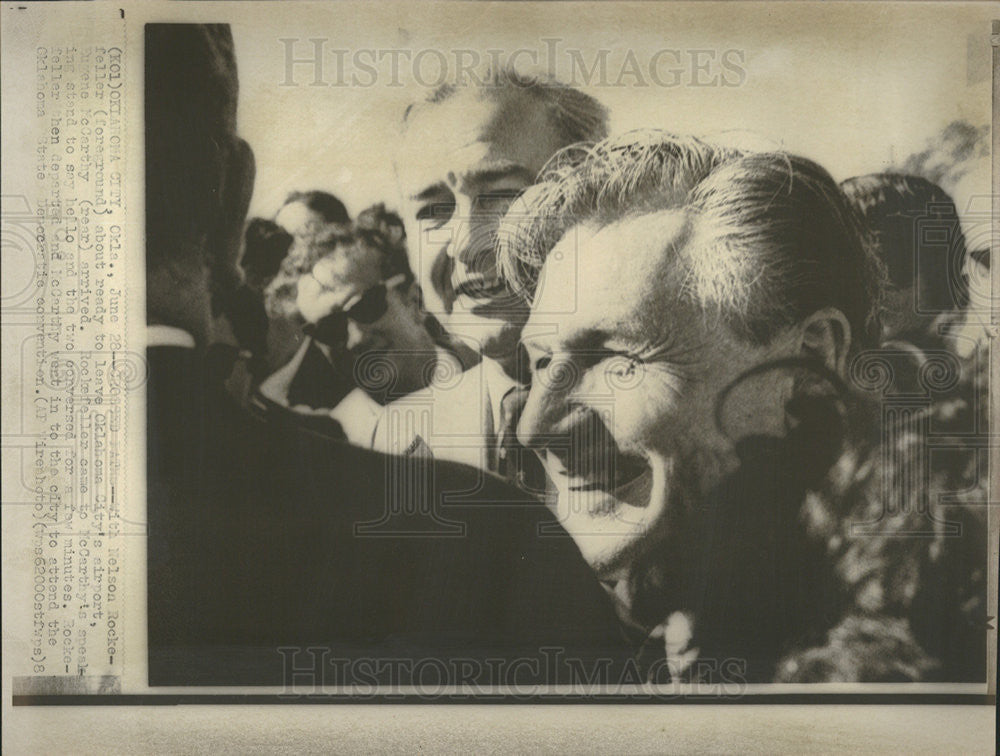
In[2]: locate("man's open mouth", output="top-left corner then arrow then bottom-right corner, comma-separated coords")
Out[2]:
453,277 -> 528,320
564,451 -> 649,495
453,276 -> 507,301
545,411 -> 652,499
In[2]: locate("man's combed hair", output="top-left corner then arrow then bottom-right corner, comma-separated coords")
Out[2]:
499,130 -> 885,350
840,173 -> 969,312
402,65 -> 610,148
282,190 -> 351,228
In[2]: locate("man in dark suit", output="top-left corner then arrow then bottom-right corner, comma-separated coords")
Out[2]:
145,23 -> 628,688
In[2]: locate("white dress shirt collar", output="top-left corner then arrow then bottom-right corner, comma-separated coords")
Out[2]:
146,325 -> 196,349
482,356 -> 519,434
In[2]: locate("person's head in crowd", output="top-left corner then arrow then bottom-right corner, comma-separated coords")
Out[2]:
395,66 -> 609,378
953,246 -> 992,359
146,23 -> 256,346
840,173 -> 969,347
275,189 -> 351,240
498,131 -> 883,582
273,204 -> 437,401
241,218 -> 294,292
264,222 -> 349,322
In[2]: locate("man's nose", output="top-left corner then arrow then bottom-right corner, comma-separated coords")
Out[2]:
516,373 -> 573,451
443,214 -> 495,270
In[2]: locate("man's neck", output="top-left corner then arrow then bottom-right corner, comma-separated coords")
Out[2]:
487,352 -> 514,381
482,355 -> 518,390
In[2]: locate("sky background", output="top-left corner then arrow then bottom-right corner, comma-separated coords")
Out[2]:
204,1 -> 995,235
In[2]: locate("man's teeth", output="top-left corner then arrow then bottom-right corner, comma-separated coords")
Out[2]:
454,278 -> 505,297
562,464 -> 646,493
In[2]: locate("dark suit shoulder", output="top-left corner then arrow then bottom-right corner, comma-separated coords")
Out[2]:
147,351 -> 627,686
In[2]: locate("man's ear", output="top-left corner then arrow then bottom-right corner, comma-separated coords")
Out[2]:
800,307 -> 852,376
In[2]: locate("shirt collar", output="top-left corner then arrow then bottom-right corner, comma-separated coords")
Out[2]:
146,325 -> 196,349
482,357 -> 520,432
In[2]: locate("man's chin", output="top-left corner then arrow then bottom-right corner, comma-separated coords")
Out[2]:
551,468 -> 660,579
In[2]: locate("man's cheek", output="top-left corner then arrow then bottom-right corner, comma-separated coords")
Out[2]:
641,421 -> 724,478
607,386 -> 676,448
675,440 -> 740,500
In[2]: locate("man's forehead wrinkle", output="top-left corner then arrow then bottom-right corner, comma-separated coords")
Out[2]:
523,317 -> 611,355
530,211 -> 697,351
530,247 -> 628,349
397,103 -> 487,193
467,160 -> 535,182
404,143 -> 527,199
409,95 -> 496,155
578,210 -> 690,298
526,317 -> 653,357
454,155 -> 534,193
402,88 -> 565,205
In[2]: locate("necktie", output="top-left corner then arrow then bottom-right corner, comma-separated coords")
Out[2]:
496,386 -> 548,496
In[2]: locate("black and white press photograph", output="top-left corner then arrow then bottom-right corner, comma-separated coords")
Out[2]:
144,6 -> 994,690
2,0 -> 997,751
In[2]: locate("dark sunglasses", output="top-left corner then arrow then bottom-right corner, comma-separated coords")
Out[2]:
303,273 -> 407,344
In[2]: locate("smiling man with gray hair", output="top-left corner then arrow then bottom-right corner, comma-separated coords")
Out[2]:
497,130 -> 987,683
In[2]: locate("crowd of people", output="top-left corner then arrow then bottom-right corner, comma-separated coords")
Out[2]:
146,24 -> 989,687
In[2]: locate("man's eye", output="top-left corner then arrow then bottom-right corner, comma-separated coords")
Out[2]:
416,202 -> 456,224
605,355 -> 644,381
477,189 -> 524,212
534,355 -> 552,372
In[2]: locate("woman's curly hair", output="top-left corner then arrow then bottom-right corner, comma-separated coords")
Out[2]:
263,203 -> 412,320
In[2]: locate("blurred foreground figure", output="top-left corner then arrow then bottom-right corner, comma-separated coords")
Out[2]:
957,246 -> 991,359
145,23 -> 628,687
498,132 -> 988,683
840,172 -> 992,375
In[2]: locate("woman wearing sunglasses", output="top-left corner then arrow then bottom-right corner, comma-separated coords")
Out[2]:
259,204 -> 464,446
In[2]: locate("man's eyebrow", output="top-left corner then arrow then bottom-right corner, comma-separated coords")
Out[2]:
464,164 -> 536,189
522,329 -> 619,355
409,163 -> 536,202
409,182 -> 452,202
521,335 -> 552,353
